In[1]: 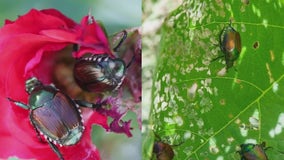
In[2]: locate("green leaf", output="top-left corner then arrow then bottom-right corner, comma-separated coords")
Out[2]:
149,0 -> 284,159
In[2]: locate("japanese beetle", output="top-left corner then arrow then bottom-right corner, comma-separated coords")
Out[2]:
152,133 -> 184,160
212,20 -> 242,70
153,141 -> 175,160
73,30 -> 134,93
237,142 -> 269,160
74,54 -> 127,93
7,77 -> 102,160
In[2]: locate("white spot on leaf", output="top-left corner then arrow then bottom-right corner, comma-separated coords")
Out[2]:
272,82 -> 279,93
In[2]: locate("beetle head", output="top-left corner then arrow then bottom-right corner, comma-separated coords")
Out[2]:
25,77 -> 43,94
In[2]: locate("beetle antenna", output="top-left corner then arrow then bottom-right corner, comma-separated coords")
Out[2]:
112,30 -> 135,68
7,97 -> 29,109
74,99 -> 106,109
266,146 -> 284,155
229,19 -> 232,26
73,44 -> 79,52
276,149 -> 284,154
7,97 -> 16,103
113,30 -> 127,52
172,140 -> 184,147
126,52 -> 136,69
153,132 -> 162,141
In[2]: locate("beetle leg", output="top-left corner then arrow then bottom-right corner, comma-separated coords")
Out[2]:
114,29 -> 136,69
211,55 -> 225,62
74,100 -> 105,109
49,83 -> 59,91
233,66 -> 238,72
73,44 -> 79,52
113,30 -> 127,52
47,140 -> 64,160
173,141 -> 184,148
7,98 -> 29,109
262,141 -> 272,152
125,50 -> 136,69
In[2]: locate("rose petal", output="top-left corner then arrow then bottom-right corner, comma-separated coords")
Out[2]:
2,9 -> 73,35
94,97 -> 133,137
40,9 -> 77,28
0,9 -> 107,160
0,8 -> 139,160
79,15 -> 110,51
84,110 -> 110,131
0,34 -> 67,100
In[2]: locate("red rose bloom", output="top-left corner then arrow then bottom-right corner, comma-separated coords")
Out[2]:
0,8 -> 139,160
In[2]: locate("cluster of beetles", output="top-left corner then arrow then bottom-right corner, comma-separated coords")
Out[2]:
152,20 -> 280,160
5,15 -> 280,159
216,21 -> 273,160
8,30 -> 133,160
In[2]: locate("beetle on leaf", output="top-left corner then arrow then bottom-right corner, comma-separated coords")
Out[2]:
211,19 -> 242,71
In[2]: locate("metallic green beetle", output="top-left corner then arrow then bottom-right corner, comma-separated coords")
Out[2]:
213,20 -> 242,70
7,77 -> 103,160
237,142 -> 269,160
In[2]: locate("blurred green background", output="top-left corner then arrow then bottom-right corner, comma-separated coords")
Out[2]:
0,0 -> 141,34
0,1 -> 141,160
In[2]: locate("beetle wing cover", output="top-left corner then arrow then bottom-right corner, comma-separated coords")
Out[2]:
74,58 -> 124,92
241,144 -> 268,160
31,92 -> 82,141
153,142 -> 174,160
235,32 -> 242,53
74,59 -> 109,91
74,60 -> 104,84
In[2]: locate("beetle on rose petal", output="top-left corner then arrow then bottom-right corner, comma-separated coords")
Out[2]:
7,77 -> 104,160
73,30 -> 135,93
